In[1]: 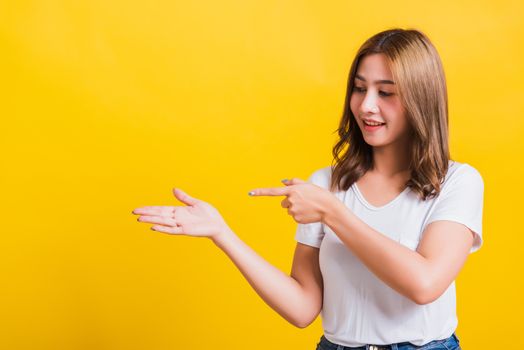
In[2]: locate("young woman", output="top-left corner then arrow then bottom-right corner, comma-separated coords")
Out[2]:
132,28 -> 483,349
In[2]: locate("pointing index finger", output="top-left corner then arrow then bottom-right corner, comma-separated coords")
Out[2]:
248,187 -> 290,197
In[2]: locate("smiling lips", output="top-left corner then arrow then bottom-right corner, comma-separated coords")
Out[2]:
363,119 -> 386,131
363,119 -> 386,126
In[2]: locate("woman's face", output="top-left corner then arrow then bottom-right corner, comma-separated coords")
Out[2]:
350,53 -> 412,149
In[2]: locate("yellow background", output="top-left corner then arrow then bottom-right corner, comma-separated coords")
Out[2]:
1,1 -> 522,349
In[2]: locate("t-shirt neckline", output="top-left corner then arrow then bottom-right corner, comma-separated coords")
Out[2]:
352,183 -> 411,211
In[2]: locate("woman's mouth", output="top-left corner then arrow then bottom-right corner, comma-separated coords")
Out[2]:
363,120 -> 386,132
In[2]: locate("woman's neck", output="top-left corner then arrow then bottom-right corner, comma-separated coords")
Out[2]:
371,144 -> 411,178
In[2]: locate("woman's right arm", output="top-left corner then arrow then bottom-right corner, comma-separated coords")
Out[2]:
133,187 -> 323,328
212,231 -> 323,328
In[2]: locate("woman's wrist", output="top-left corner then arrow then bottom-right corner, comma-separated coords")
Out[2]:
211,225 -> 237,248
321,196 -> 348,226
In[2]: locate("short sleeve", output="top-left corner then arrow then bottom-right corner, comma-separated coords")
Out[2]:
424,164 -> 485,254
294,166 -> 331,248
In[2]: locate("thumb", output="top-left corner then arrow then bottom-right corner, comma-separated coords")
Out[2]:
172,188 -> 200,206
282,177 -> 307,186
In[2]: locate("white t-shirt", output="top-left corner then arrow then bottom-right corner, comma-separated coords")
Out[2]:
295,160 -> 484,346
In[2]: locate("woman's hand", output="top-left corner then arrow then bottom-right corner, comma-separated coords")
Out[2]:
132,188 -> 232,242
248,178 -> 339,224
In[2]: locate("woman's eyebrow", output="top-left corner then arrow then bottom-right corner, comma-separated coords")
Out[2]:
355,74 -> 395,85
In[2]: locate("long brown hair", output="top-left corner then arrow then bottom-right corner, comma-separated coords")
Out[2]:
330,28 -> 450,200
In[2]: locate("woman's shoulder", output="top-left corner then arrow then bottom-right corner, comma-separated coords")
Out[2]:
305,161 -> 484,192
444,160 -> 484,188
306,165 -> 333,189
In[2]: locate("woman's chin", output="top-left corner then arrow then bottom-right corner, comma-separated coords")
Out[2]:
363,135 -> 386,146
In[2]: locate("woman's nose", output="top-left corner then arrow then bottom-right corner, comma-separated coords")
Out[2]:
360,93 -> 380,114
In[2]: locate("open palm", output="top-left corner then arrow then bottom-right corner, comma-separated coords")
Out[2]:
132,188 -> 231,240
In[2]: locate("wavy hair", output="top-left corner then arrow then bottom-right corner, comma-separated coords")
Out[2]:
329,28 -> 450,200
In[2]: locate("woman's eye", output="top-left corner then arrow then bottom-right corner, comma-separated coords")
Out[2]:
352,86 -> 392,97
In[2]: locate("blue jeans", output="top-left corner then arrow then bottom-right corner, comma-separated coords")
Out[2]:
316,333 -> 461,350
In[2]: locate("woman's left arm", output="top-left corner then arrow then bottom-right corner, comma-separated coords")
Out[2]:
324,198 -> 474,305
249,178 -> 475,305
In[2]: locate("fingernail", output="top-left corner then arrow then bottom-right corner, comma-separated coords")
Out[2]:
248,191 -> 255,196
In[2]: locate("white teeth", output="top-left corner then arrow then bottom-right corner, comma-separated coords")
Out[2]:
364,121 -> 384,126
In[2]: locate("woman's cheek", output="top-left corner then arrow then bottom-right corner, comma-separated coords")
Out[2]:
349,95 -> 360,115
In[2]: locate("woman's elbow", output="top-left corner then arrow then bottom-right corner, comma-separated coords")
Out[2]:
410,279 -> 446,305
292,317 -> 317,329
289,310 -> 321,328
411,292 -> 433,305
